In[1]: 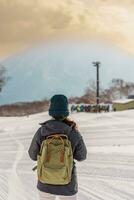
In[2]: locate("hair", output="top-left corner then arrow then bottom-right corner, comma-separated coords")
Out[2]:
53,116 -> 78,130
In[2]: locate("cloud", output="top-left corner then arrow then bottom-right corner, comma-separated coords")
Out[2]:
0,0 -> 134,57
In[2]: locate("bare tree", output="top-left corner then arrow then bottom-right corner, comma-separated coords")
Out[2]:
106,79 -> 134,100
84,80 -> 96,103
0,64 -> 9,92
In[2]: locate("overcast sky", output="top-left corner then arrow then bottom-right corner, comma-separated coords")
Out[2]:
0,0 -> 134,57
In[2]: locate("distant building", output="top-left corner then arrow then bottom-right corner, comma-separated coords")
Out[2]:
112,99 -> 134,111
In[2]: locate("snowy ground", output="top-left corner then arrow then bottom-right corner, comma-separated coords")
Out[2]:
0,110 -> 134,200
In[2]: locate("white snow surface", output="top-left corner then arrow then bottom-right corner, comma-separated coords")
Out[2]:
113,99 -> 134,104
0,110 -> 134,200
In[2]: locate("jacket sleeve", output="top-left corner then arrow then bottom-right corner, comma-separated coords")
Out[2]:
73,136 -> 87,161
28,127 -> 41,161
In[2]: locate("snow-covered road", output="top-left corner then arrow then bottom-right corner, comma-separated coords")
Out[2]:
0,110 -> 134,200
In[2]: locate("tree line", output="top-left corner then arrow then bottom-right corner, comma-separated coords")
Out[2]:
69,79 -> 134,104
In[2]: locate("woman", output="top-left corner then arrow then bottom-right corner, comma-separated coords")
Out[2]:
28,94 -> 87,200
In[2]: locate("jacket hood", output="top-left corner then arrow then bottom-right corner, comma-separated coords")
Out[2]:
40,120 -> 71,137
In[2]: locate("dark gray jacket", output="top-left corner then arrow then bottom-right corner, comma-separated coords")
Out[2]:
28,119 -> 87,196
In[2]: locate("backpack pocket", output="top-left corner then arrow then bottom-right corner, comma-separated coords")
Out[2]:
39,165 -> 70,185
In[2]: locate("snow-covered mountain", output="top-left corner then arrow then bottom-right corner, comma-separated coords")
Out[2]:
0,110 -> 134,200
1,40 -> 134,105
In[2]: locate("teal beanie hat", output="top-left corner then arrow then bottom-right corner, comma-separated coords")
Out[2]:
49,94 -> 69,117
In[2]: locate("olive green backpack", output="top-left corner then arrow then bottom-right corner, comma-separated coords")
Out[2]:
33,134 -> 73,185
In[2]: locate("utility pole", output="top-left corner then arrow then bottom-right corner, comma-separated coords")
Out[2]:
92,61 -> 101,105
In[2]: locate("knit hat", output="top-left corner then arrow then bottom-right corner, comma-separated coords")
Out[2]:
49,94 -> 69,117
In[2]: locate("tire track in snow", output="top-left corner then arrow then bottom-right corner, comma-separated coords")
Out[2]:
100,181 -> 134,200
5,131 -> 28,200
78,113 -> 134,200
1,111 -> 134,199
79,186 -> 105,200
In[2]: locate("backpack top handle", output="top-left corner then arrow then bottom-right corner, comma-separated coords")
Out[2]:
47,134 -> 68,140
47,134 -> 67,146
